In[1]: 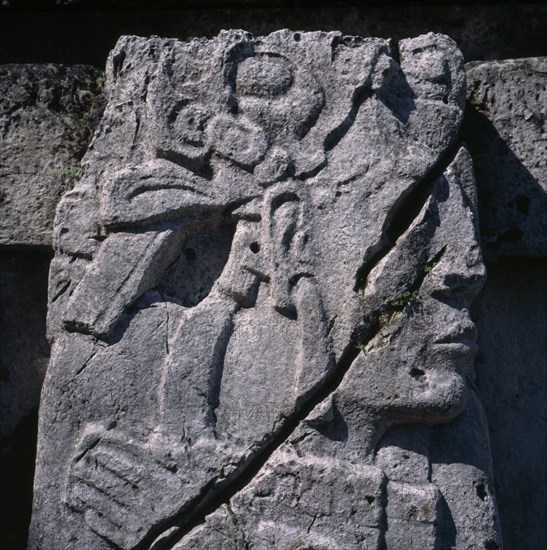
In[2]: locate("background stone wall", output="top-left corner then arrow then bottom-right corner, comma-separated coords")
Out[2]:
0,3 -> 545,548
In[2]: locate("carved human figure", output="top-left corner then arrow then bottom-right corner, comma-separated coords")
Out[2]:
173,147 -> 498,550
30,31 -> 500,550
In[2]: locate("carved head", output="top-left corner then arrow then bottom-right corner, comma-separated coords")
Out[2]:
353,151 -> 485,427
34,31 -> 494,550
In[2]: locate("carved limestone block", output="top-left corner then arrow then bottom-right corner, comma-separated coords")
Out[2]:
30,30 -> 501,550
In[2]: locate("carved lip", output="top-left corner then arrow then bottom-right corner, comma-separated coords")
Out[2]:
433,323 -> 478,353
433,339 -> 478,355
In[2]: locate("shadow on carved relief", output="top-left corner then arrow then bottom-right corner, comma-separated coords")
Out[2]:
29,31 -> 502,550
463,105 -> 547,258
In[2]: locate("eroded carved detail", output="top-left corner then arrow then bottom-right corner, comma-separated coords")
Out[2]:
30,30 -> 501,550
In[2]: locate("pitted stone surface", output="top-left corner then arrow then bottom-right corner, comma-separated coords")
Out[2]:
175,148 -> 501,550
464,57 -> 547,257
0,64 -> 105,246
30,31 -> 500,549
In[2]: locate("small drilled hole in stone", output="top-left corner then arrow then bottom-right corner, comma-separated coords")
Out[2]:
250,242 -> 260,253
410,368 -> 425,379
476,483 -> 487,501
293,33 -> 301,42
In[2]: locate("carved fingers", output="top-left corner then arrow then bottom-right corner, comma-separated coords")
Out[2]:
66,427 -> 186,549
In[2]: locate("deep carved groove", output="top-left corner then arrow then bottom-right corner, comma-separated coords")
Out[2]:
30,30 -> 500,550
355,139 -> 461,294
147,152 -> 458,550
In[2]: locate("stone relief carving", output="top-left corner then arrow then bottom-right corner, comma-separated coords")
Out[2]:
30,31 -> 501,549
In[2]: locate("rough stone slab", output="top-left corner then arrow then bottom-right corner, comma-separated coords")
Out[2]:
0,64 -> 105,246
464,57 -> 547,257
30,31 -> 499,550
176,147 -> 501,550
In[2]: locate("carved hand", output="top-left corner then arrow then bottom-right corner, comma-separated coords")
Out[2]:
66,427 -> 190,550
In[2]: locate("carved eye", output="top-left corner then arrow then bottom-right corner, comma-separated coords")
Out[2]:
236,56 -> 293,97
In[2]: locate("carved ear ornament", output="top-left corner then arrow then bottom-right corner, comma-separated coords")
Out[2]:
261,180 -> 314,313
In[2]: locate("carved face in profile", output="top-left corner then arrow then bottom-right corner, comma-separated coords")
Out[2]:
32,31 -> 492,550
229,54 -> 485,430
219,41 -> 482,436
348,159 -> 485,428
286,146 -> 487,464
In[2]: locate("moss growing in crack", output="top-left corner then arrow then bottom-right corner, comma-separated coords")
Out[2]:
423,260 -> 437,275
355,341 -> 367,352
225,503 -> 237,521
474,103 -> 491,117
378,309 -> 398,327
95,72 -> 106,90
52,166 -> 81,178
390,290 -> 418,310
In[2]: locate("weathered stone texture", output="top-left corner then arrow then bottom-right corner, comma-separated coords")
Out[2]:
29,31 -> 500,549
0,64 -> 105,246
463,56 -> 547,549
175,148 -> 500,550
0,64 -> 104,549
464,57 -> 547,257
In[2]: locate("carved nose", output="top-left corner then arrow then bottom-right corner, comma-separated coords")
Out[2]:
424,246 -> 486,307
